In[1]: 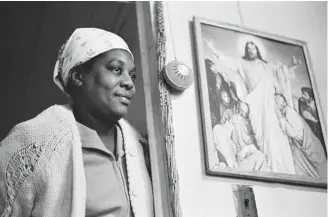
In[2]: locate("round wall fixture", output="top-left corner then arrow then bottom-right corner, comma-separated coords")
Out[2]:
163,60 -> 194,91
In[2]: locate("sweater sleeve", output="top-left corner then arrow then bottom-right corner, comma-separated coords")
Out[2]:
0,105 -> 84,217
31,138 -> 74,217
0,124 -> 37,217
0,120 -> 76,217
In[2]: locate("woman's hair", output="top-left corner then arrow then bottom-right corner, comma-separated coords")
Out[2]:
242,41 -> 267,63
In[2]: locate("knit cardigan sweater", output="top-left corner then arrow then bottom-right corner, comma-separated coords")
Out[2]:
0,105 -> 154,217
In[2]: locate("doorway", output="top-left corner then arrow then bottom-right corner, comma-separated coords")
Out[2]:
0,2 -> 172,217
0,1 -> 147,138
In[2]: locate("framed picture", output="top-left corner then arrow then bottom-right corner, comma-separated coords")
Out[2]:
193,16 -> 327,188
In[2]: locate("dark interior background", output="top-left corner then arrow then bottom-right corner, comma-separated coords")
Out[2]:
0,2 -> 147,140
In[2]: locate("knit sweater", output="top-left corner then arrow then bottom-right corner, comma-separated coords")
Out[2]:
0,105 -> 154,217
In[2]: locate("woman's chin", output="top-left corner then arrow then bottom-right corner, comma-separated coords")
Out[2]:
111,107 -> 129,119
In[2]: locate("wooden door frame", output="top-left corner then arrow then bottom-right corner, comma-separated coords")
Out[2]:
136,2 -> 173,217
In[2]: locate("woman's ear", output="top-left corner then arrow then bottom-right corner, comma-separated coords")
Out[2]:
70,70 -> 83,87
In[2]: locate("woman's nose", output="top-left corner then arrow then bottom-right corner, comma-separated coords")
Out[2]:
120,72 -> 134,90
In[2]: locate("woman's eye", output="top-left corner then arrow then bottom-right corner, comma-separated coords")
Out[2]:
130,73 -> 137,81
110,66 -> 122,75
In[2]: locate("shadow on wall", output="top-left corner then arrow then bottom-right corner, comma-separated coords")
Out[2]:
0,2 -> 147,139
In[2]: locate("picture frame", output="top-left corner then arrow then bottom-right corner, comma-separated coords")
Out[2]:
193,16 -> 327,188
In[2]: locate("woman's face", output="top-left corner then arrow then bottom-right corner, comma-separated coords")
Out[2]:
80,49 -> 136,120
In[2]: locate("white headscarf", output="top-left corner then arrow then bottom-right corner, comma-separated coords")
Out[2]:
53,28 -> 134,94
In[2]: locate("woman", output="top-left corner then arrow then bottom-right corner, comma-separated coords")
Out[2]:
0,28 -> 154,217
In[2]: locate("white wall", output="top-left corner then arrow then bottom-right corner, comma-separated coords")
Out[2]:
150,2 -> 327,217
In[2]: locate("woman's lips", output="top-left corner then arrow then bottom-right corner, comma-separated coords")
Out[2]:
116,95 -> 131,105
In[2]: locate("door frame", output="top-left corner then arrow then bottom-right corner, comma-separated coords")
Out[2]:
136,2 -> 173,217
